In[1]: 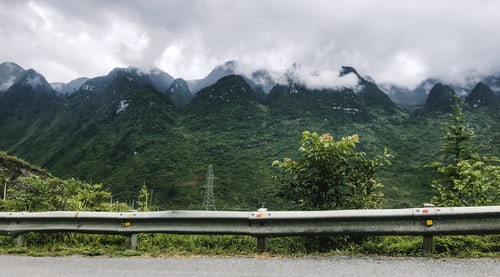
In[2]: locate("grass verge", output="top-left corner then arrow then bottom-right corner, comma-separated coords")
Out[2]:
0,233 -> 499,258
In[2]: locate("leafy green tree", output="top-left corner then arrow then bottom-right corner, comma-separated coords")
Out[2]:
431,95 -> 500,206
65,178 -> 112,211
273,131 -> 391,210
7,176 -> 66,211
5,176 -> 113,212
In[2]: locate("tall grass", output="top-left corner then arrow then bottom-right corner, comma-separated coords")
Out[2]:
0,233 -> 499,257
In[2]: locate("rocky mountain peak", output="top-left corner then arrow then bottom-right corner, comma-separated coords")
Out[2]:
166,78 -> 192,108
424,83 -> 457,112
466,82 -> 498,108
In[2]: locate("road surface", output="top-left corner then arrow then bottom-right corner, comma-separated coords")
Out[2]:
0,255 -> 498,276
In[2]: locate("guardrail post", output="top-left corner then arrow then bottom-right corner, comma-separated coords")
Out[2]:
422,204 -> 434,255
13,233 -> 25,247
423,235 -> 433,254
125,234 -> 137,250
256,236 -> 269,253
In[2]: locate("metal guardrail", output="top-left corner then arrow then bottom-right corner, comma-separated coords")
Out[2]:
1,206 -> 499,253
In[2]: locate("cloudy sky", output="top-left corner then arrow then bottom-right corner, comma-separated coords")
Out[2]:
1,0 -> 500,89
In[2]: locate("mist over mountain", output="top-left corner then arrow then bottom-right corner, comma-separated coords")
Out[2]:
9,59 -> 500,109
107,66 -> 175,91
480,75 -> 500,96
188,61 -> 239,94
339,66 -> 396,110
146,68 -> 176,92
381,79 -> 437,107
0,62 -> 25,92
185,61 -> 361,100
51,77 -> 90,95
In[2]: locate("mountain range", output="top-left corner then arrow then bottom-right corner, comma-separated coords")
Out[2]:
3,60 -> 500,107
1,60 -> 500,210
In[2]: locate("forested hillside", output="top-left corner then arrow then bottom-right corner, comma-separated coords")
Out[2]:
2,64 -> 500,210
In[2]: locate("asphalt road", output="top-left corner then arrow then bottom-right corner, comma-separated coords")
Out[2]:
0,255 -> 498,277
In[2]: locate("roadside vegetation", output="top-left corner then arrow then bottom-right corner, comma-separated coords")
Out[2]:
1,233 -> 499,258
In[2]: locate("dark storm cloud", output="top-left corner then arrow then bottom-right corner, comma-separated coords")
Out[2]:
1,0 -> 500,89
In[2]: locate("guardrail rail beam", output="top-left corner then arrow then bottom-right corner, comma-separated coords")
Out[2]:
0,206 -> 499,253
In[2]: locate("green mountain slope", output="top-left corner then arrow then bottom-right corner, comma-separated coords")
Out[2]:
1,71 -> 500,210
0,69 -> 64,159
466,82 -> 498,109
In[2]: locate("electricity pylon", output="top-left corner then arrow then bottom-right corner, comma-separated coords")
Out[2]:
202,165 -> 216,211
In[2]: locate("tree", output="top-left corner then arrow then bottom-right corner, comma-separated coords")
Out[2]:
431,95 -> 500,206
7,176 -> 66,211
272,131 -> 391,210
442,95 -> 475,163
5,176 -> 113,212
65,178 -> 112,211
137,183 -> 154,212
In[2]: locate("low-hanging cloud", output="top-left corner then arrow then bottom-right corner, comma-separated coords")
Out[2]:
2,0 -> 500,89
277,65 -> 360,91
227,61 -> 360,92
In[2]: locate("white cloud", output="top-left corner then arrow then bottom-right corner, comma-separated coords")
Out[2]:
284,65 -> 360,90
105,15 -> 150,66
1,0 -> 500,89
378,52 -> 427,90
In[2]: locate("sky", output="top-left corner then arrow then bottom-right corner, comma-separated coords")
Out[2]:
1,0 -> 500,89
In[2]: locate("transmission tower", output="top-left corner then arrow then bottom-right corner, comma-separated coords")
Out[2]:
202,165 -> 216,211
